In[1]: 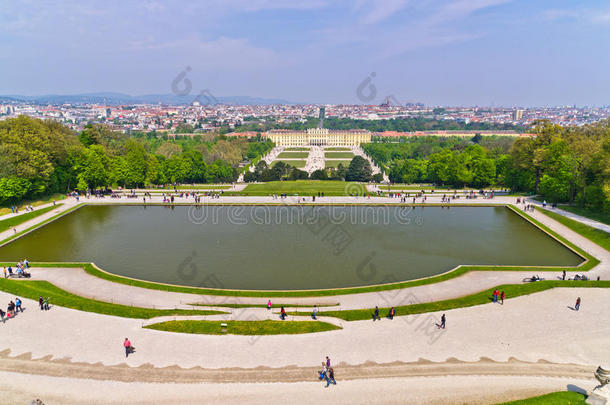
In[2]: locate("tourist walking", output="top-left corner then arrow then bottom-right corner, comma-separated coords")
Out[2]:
15,298 -> 22,313
280,306 -> 286,320
43,297 -> 49,310
267,300 -> 272,310
575,297 -> 581,311
124,338 -> 134,357
440,314 -> 446,329
312,305 -> 318,320
388,307 -> 395,320
326,356 -> 331,369
0,308 -> 5,323
325,368 -> 337,387
373,306 -> 380,321
3,267 -> 6,278
562,270 -> 566,280
500,291 -> 505,305
39,296 -> 44,310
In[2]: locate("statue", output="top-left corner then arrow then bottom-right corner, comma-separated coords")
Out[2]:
587,366 -> 610,405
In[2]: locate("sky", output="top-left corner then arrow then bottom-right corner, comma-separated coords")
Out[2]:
1,0 -> 609,106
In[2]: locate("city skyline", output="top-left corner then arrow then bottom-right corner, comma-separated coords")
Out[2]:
2,0 -> 610,106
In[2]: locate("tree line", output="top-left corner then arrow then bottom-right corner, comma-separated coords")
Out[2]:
0,116 -> 273,204
362,120 -> 610,213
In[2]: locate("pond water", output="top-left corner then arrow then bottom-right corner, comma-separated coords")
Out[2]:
0,205 -> 583,290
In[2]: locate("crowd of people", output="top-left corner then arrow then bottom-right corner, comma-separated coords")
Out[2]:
0,297 -> 23,323
318,356 -> 337,387
3,260 -> 31,279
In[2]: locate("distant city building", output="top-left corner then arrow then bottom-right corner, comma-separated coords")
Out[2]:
512,109 -> 524,120
266,128 -> 371,146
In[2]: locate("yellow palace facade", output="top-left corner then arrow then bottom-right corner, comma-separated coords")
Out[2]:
265,128 -> 371,147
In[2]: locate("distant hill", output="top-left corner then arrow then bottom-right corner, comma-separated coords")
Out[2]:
1,93 -> 300,105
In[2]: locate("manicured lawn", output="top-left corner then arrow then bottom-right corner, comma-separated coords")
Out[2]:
271,160 -> 306,168
324,152 -> 354,159
324,160 -> 351,168
175,185 -> 231,190
294,281 -> 610,321
285,147 -> 310,151
537,207 -> 610,251
277,152 -> 309,159
145,319 -> 341,335
496,391 -> 587,404
325,147 -> 351,151
0,204 -> 62,231
0,193 -> 66,216
241,180 -> 362,197
0,278 -> 226,319
557,205 -> 610,226
190,302 -> 338,308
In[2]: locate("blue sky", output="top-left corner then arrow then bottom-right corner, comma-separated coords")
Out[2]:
1,0 -> 609,105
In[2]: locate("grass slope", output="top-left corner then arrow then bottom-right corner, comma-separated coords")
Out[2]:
0,278 -> 225,319
145,319 -> 341,335
0,205 -> 62,231
536,207 -> 609,251
285,147 -> 310,151
0,193 -> 66,216
496,391 -> 587,404
557,205 -> 610,225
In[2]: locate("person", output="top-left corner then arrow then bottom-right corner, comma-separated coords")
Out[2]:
326,356 -> 331,369
43,297 -> 49,311
373,306 -> 380,321
318,362 -> 327,380
388,307 -> 395,320
562,270 -> 566,281
0,308 -> 5,323
15,298 -> 22,313
325,367 -> 336,387
8,267 -> 13,276
575,297 -> 581,311
440,314 -> 446,329
39,296 -> 44,311
312,305 -> 318,320
280,306 -> 286,320
7,301 -> 15,317
124,338 -> 134,357
500,291 -> 505,305
267,300 -> 272,310
3,267 -> 6,278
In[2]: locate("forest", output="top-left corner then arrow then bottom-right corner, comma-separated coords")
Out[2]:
362,120 -> 610,214
0,116 -> 273,204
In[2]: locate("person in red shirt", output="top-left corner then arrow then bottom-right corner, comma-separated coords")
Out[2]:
124,338 -> 133,358
500,291 -> 505,305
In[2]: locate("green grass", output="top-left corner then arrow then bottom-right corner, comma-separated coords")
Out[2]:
325,147 -> 351,151
324,152 -> 354,159
301,281 -> 610,321
144,319 -> 341,335
240,180 -> 363,197
276,152 -> 309,159
0,193 -> 66,216
189,302 -> 338,308
496,391 -> 587,405
271,160 -> 306,168
0,278 -> 226,319
536,207 -> 610,251
324,160 -> 352,168
285,147 -> 310,151
557,205 -> 610,226
174,185 -> 231,190
0,204 -> 62,231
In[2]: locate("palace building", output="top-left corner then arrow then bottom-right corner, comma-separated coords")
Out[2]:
265,128 -> 371,147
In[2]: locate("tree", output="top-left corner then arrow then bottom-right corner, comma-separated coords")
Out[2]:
345,156 -> 372,182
